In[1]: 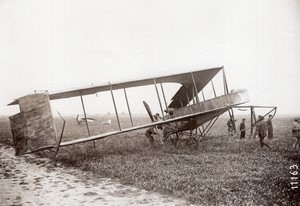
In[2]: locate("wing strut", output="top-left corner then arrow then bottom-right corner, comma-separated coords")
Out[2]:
190,72 -> 200,104
54,111 -> 66,158
222,68 -> 230,95
211,80 -> 217,97
154,79 -> 165,119
109,82 -> 121,131
201,90 -> 206,101
80,95 -> 95,148
123,88 -> 134,127
222,68 -> 236,133
204,115 -> 220,136
191,72 -> 205,132
160,83 -> 168,113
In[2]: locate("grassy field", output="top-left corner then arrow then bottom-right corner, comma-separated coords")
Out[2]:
1,115 -> 300,205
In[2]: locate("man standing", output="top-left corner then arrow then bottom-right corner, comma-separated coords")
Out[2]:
227,118 -> 236,136
145,113 -> 162,148
267,114 -> 274,139
257,115 -> 270,148
239,118 -> 246,139
292,117 -> 300,150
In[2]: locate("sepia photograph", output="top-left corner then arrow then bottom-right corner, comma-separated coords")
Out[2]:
0,0 -> 299,205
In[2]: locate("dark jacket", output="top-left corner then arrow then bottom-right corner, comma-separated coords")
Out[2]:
239,122 -> 245,131
258,120 -> 267,138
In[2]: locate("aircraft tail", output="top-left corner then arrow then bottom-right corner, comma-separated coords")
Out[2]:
9,94 -> 57,156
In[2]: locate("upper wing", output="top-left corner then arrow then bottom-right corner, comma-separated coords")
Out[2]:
8,66 -> 223,105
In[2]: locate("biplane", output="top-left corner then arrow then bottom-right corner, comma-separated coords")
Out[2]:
8,66 -> 276,156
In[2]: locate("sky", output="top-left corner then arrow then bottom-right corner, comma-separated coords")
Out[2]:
0,0 -> 299,117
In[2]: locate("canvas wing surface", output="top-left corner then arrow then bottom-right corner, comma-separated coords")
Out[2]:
8,67 -> 223,105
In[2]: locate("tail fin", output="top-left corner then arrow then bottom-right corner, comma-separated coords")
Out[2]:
9,94 -> 57,155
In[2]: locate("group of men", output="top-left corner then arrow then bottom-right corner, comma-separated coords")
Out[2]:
228,115 -> 300,150
227,115 -> 274,148
145,112 -> 300,150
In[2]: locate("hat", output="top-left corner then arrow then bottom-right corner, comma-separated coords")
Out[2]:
242,118 -> 246,121
269,114 -> 273,117
294,117 -> 300,121
258,115 -> 264,120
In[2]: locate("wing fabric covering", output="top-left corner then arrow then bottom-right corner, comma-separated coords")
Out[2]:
8,67 -> 222,105
168,68 -> 221,109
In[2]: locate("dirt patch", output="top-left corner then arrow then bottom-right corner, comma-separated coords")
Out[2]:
0,145 -> 190,206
